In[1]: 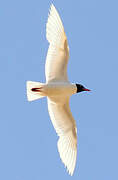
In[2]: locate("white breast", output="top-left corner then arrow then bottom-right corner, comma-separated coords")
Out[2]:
44,83 -> 77,98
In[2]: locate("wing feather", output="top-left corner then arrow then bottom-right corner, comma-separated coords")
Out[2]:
46,4 -> 64,46
57,130 -> 77,176
47,97 -> 77,175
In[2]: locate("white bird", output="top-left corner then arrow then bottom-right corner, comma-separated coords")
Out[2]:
26,4 -> 90,176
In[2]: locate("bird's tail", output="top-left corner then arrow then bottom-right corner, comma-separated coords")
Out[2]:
26,81 -> 45,101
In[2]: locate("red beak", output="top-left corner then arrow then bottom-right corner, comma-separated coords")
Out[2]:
83,88 -> 91,91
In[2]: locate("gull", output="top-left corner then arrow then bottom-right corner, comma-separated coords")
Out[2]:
26,4 -> 90,176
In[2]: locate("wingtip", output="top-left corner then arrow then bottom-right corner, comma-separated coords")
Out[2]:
48,3 -> 55,17
50,3 -> 57,12
50,2 -> 54,9
57,134 -> 77,176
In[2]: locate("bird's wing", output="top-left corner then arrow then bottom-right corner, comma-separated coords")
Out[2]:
47,96 -> 77,175
45,4 -> 69,83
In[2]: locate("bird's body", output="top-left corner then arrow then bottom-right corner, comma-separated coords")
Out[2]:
31,82 -> 76,97
26,4 -> 90,176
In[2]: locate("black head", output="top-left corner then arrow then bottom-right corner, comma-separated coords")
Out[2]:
76,84 -> 91,93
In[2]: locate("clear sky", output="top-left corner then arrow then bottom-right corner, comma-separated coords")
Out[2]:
0,0 -> 118,179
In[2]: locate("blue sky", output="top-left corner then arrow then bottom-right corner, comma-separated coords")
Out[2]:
0,0 -> 118,179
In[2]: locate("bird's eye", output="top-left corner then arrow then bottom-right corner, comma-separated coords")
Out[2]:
80,85 -> 83,89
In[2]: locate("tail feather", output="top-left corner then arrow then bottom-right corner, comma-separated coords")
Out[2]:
26,81 -> 45,101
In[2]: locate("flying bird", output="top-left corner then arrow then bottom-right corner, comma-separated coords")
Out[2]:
26,4 -> 90,176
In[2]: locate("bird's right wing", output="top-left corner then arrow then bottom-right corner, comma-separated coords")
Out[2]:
45,4 -> 69,83
47,96 -> 77,175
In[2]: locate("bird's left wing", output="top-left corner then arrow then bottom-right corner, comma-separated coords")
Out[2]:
47,96 -> 77,175
45,4 -> 69,83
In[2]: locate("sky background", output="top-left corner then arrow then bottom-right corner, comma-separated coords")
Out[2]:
0,0 -> 118,179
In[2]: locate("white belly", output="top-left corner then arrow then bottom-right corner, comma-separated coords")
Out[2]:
44,83 -> 77,97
